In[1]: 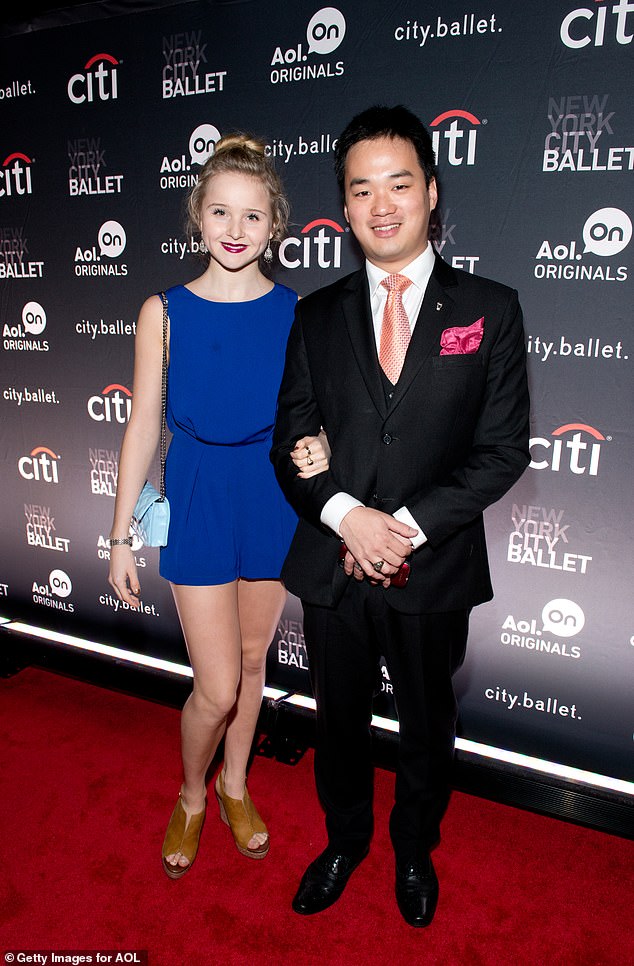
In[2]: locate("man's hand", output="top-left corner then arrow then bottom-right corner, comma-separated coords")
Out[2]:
339,506 -> 417,583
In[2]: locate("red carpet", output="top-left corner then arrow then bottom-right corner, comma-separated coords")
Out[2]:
1,667 -> 632,966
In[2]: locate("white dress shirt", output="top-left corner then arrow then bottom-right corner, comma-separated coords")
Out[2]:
320,243 -> 436,549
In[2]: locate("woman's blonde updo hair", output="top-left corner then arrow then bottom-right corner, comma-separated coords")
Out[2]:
187,133 -> 290,260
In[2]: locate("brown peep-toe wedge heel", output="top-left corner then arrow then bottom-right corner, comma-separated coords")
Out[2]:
215,772 -> 269,859
161,793 -> 206,879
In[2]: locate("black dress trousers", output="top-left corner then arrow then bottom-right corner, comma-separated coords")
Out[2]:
302,576 -> 468,864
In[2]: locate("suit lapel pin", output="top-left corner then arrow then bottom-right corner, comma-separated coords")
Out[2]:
436,302 -> 443,311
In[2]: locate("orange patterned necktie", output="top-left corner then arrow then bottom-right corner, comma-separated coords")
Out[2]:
379,274 -> 413,384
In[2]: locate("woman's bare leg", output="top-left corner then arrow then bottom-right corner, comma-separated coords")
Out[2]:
221,579 -> 287,848
165,581 -> 242,869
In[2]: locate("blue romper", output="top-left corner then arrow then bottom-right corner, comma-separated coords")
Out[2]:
159,283 -> 298,585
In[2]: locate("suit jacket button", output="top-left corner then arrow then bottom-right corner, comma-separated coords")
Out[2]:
382,433 -> 392,445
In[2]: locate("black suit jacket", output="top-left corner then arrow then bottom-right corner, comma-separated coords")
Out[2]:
271,255 -> 530,614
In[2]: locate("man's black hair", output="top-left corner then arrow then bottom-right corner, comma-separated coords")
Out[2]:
334,104 -> 437,194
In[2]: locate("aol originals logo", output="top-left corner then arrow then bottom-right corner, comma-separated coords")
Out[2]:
529,423 -> 608,476
75,220 -> 128,277
32,568 -> 75,613
3,300 -> 49,352
68,53 -> 119,104
560,0 -> 633,48
430,110 -> 483,167
501,598 -> 585,661
0,152 -> 33,198
160,122 -> 221,191
88,384 -> 132,423
18,445 -> 60,483
270,7 -> 346,84
535,206 -> 631,281
279,217 -> 344,270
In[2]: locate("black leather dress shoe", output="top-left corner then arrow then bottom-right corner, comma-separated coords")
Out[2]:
292,845 -> 369,915
395,856 -> 439,927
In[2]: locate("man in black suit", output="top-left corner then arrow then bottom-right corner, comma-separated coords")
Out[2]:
271,105 -> 530,926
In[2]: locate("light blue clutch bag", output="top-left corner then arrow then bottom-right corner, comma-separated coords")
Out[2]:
131,481 -> 170,547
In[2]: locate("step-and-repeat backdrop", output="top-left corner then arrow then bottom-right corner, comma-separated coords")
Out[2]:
1,1 -> 632,789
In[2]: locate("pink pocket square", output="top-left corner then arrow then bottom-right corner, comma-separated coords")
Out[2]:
440,317 -> 484,355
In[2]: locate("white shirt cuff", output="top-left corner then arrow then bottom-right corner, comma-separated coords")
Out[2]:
393,506 -> 427,549
320,493 -> 364,536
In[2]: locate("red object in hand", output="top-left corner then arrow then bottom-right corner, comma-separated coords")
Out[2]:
338,542 -> 410,587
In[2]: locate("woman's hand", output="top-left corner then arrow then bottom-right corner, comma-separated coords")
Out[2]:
291,429 -> 331,478
108,545 -> 142,608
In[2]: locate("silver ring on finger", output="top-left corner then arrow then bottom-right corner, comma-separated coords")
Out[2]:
306,456 -> 314,466
372,560 -> 384,573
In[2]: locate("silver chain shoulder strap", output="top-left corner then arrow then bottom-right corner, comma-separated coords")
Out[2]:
158,291 -> 169,502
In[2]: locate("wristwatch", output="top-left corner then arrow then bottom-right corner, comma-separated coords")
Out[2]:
108,537 -> 133,547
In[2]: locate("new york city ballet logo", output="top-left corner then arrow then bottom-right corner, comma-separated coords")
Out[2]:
18,446 -> 60,483
535,206 -> 631,281
25,503 -> 70,554
560,0 -> 634,49
270,7 -> 346,84
276,617 -> 308,670
67,53 -> 119,104
68,136 -> 124,196
429,110 -> 483,167
508,503 -> 592,575
88,384 -> 132,423
542,94 -> 633,174
0,152 -> 33,198
0,226 -> 44,281
278,217 -> 344,270
162,28 -> 227,98
529,423 -> 608,476
160,123 -> 221,190
89,447 -> 118,496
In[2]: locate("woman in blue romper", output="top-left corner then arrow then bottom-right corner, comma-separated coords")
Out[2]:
108,135 -> 329,878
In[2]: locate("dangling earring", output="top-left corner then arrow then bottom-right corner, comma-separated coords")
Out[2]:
263,242 -> 273,264
199,236 -> 208,254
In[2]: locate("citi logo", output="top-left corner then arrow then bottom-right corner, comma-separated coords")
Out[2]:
529,423 -> 606,476
279,218 -> 344,269
18,446 -> 60,483
68,53 -> 119,105
87,384 -> 132,423
0,152 -> 33,197
430,110 -> 481,166
560,0 -> 633,48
